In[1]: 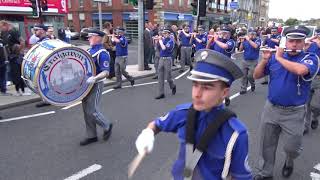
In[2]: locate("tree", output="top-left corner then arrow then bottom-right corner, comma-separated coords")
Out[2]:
285,18 -> 299,26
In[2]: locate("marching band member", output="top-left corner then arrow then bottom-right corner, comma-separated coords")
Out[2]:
239,29 -> 261,94
152,28 -> 163,79
112,27 -> 135,89
178,24 -> 193,73
303,28 -> 320,134
79,28 -> 113,146
206,25 -> 235,58
135,49 -> 252,179
263,26 -> 280,49
154,27 -> 176,99
191,25 -> 207,52
253,25 -> 319,180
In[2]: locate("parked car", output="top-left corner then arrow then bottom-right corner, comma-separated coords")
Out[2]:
70,29 -> 80,40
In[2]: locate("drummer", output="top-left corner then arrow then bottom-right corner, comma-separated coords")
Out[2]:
33,24 -> 52,108
79,28 -> 113,146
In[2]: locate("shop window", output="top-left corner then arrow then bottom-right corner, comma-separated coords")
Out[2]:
123,0 -> 129,4
179,0 -> 183,6
93,1 -> 97,7
79,0 -> 84,7
169,0 -> 174,5
68,0 -> 72,8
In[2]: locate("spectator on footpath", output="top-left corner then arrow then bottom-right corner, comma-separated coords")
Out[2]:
102,22 -> 116,79
29,28 -> 39,47
46,26 -> 56,39
0,20 -> 25,96
65,27 -> 72,43
144,22 -> 153,70
57,28 -> 66,42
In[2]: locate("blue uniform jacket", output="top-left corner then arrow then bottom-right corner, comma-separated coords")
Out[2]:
155,103 -> 252,180
209,38 -> 235,57
159,37 -> 174,57
115,35 -> 128,56
263,35 -> 280,48
88,44 -> 110,74
193,34 -> 208,52
265,52 -> 319,106
306,42 -> 320,59
179,32 -> 192,47
242,38 -> 261,60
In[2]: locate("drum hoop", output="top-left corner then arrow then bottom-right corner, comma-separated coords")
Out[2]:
35,45 -> 96,106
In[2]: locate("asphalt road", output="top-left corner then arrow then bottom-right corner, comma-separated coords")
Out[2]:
0,62 -> 319,180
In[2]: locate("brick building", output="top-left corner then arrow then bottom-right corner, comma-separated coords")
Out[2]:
65,0 -> 233,38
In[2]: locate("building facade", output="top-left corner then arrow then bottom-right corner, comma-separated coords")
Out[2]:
65,0 -> 233,38
0,0 -> 68,44
258,0 -> 269,27
236,0 -> 260,27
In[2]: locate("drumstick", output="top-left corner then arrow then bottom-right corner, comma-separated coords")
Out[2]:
128,151 -> 147,179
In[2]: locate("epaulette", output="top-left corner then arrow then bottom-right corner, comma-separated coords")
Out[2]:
227,118 -> 247,133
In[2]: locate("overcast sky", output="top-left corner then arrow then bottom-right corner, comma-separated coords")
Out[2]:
268,0 -> 320,20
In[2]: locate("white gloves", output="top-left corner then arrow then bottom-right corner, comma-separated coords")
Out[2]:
135,128 -> 155,155
86,76 -> 96,84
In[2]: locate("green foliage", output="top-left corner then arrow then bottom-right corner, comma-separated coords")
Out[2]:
285,18 -> 299,26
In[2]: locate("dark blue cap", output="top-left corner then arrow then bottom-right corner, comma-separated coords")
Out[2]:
198,25 -> 205,31
220,25 -> 231,33
87,28 -> 105,37
271,26 -> 278,31
187,49 -> 243,85
283,25 -> 310,39
115,27 -> 125,33
33,24 -> 47,31
162,26 -> 171,33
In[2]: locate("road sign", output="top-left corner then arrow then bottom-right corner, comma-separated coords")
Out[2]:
229,2 -> 239,10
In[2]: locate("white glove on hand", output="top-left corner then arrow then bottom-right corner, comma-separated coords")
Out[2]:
135,128 -> 155,155
86,76 -> 96,84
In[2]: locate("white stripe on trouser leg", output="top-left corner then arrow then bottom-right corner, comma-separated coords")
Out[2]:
93,83 -> 108,129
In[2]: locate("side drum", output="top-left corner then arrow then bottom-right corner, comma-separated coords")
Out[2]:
22,39 -> 96,106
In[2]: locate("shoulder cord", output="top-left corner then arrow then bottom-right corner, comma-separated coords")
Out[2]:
221,131 -> 239,180
225,40 -> 235,54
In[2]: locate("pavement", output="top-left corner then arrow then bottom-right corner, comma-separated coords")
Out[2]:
0,41 -> 177,110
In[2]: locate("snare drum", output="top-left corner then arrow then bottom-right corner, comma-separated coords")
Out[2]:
22,39 -> 96,106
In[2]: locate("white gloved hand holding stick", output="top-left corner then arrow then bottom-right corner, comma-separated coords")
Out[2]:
135,128 -> 155,155
86,76 -> 96,84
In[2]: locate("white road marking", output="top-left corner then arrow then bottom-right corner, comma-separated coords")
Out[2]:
64,164 -> 102,180
62,102 -> 82,110
229,86 -> 251,100
175,69 -> 190,80
102,88 -> 114,95
314,163 -> 320,171
122,81 -> 158,88
0,111 -> 56,123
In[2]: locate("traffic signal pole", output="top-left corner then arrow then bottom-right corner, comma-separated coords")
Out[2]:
197,0 -> 200,27
137,0 -> 144,71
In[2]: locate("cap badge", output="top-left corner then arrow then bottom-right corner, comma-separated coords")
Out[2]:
200,51 -> 208,61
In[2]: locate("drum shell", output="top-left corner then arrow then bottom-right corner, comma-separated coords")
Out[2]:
22,39 -> 96,106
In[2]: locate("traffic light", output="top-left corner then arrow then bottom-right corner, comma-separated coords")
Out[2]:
29,0 -> 38,17
146,0 -> 156,10
41,0 -> 48,11
129,0 -> 138,6
199,0 -> 206,17
190,0 -> 197,16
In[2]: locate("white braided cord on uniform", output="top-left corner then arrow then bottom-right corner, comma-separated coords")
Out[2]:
221,131 -> 239,180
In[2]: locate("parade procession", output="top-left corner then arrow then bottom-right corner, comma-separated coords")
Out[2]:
1,0 -> 320,180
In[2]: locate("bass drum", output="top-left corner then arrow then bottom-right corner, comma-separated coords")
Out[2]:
22,39 -> 96,106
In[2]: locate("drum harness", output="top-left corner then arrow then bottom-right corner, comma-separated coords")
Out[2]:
90,48 -> 110,83
184,105 -> 239,180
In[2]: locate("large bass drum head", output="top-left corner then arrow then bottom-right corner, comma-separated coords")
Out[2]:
37,44 -> 96,106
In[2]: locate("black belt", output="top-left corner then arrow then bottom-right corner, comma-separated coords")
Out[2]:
270,102 -> 305,109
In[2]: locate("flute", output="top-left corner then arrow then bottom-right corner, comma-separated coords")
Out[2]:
260,48 -> 302,53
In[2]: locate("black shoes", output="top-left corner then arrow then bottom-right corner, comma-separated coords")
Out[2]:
113,85 -> 122,89
253,174 -> 273,180
251,85 -> 255,92
261,81 -> 268,85
240,90 -> 247,95
103,124 -> 113,141
172,85 -> 176,95
35,102 -> 51,108
155,94 -> 165,99
144,66 -> 152,70
0,116 -> 2,120
80,137 -> 98,146
179,69 -> 184,73
152,76 -> 158,79
130,80 -> 135,86
225,97 -> 230,106
311,120 -> 319,129
282,160 -> 294,178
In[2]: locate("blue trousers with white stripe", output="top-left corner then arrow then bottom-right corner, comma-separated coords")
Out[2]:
82,82 -> 111,138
